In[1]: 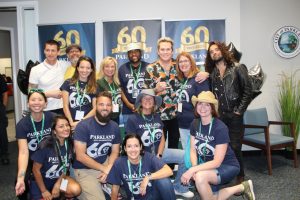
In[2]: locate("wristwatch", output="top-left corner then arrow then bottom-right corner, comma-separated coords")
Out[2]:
158,154 -> 162,158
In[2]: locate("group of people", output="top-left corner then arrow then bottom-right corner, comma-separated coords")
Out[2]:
13,37 -> 256,200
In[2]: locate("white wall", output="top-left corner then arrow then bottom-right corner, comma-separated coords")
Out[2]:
241,0 -> 300,148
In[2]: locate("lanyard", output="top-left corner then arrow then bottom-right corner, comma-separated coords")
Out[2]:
197,118 -> 214,164
30,113 -> 45,144
104,78 -> 117,97
76,81 -> 87,109
178,78 -> 189,102
130,63 -> 141,88
55,140 -> 68,174
127,158 -> 142,197
141,114 -> 155,144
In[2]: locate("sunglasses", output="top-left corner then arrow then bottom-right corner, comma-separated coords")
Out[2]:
28,88 -> 44,94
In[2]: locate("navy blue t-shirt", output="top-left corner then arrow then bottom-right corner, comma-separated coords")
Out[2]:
176,77 -> 210,129
16,111 -> 54,156
107,152 -> 165,199
126,113 -> 163,154
73,117 -> 121,169
125,113 -> 164,154
190,118 -> 239,167
31,143 -> 72,194
60,79 -> 96,121
118,61 -> 148,114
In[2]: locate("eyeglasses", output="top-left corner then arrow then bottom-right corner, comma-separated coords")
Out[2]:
28,88 -> 44,94
178,60 -> 190,64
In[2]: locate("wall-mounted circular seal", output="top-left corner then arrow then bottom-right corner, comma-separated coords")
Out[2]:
273,26 -> 300,58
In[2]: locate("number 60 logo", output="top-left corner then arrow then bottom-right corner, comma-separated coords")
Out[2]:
54,30 -> 81,56
177,26 -> 210,53
112,26 -> 151,53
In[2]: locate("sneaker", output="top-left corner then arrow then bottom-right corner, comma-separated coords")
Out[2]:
242,180 -> 255,200
175,190 -> 194,198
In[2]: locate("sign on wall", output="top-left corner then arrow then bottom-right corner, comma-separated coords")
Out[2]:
273,26 -> 300,59
38,23 -> 96,61
165,20 -> 225,65
103,20 -> 162,67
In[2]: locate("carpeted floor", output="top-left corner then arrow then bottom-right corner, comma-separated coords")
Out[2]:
0,141 -> 299,200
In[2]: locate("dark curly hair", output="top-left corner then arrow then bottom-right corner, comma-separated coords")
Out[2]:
204,41 -> 236,74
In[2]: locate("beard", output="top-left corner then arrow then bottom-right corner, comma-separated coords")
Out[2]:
213,56 -> 224,65
129,56 -> 141,65
96,111 -> 111,124
70,57 -> 79,66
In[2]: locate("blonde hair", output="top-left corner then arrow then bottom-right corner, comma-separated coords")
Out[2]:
98,56 -> 120,85
176,52 -> 200,81
157,37 -> 174,51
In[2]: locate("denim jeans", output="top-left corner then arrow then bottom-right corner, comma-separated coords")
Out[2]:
162,148 -> 189,193
220,112 -> 245,177
179,128 -> 190,150
122,114 -> 134,127
148,178 -> 176,200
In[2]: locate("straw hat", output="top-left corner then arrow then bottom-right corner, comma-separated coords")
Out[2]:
135,89 -> 162,110
127,42 -> 142,52
191,91 -> 218,111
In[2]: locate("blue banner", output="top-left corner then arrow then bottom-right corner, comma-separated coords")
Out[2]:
165,20 -> 225,65
38,23 -> 96,61
103,20 -> 162,67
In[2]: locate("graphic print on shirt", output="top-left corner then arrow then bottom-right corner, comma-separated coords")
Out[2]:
27,128 -> 52,151
194,131 -> 215,158
176,84 -> 192,103
86,135 -> 116,158
45,155 -> 70,179
139,123 -> 163,147
69,86 -> 92,109
123,172 -> 152,195
126,74 -> 145,94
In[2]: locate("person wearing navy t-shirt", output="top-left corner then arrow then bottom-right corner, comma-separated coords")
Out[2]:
73,91 -> 121,200
175,52 -> 210,149
15,90 -> 54,199
118,42 -> 148,125
107,133 -> 175,200
126,89 -> 194,198
61,56 -> 98,130
31,115 -> 81,200
181,91 -> 255,200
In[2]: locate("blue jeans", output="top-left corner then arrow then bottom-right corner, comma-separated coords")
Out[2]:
162,148 -> 189,193
179,128 -> 190,150
149,178 -> 176,200
122,114 -> 134,127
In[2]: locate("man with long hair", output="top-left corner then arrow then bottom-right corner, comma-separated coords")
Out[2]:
205,41 -> 253,184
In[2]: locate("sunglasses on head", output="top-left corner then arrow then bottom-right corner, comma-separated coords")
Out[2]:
28,88 -> 44,94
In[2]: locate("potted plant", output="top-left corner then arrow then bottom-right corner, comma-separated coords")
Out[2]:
278,70 -> 300,155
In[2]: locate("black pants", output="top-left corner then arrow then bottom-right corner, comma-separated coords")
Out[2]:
220,112 -> 245,177
162,117 -> 180,149
0,104 -> 8,157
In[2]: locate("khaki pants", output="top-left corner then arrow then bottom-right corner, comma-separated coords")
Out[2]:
74,168 -> 106,200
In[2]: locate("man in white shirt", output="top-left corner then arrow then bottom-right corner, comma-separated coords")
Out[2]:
29,40 -> 69,114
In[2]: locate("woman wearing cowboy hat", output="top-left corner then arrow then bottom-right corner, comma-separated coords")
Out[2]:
181,91 -> 255,200
126,89 -> 194,198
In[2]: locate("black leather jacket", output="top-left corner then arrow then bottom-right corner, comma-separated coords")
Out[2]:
210,63 -> 253,114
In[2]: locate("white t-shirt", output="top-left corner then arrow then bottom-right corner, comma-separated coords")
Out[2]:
29,60 -> 69,111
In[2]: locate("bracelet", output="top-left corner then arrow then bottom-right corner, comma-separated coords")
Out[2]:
18,172 -> 25,178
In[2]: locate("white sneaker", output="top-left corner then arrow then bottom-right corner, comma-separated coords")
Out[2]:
175,190 -> 194,198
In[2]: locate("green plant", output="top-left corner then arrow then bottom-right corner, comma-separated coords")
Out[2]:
278,70 -> 300,145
